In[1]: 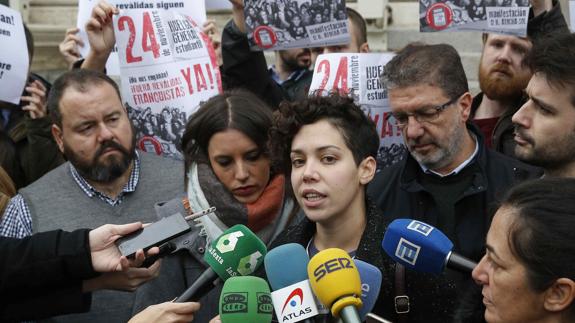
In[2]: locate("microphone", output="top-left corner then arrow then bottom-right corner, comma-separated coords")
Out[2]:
353,259 -> 382,321
176,224 -> 267,302
307,248 -> 363,323
219,276 -> 273,323
382,219 -> 477,274
264,243 -> 318,323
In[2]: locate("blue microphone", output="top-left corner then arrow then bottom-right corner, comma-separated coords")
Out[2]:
264,243 -> 318,323
353,259 -> 382,321
382,219 -> 477,274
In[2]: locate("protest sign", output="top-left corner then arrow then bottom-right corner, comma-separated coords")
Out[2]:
244,0 -> 350,50
419,0 -> 529,36
114,9 -> 221,159
0,4 -> 28,105
309,53 -> 406,169
77,0 -> 206,75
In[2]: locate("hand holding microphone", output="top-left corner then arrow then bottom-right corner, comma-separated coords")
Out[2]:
307,248 -> 363,323
382,219 -> 477,274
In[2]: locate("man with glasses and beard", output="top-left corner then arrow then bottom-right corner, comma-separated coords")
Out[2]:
0,69 -> 184,322
367,43 -> 539,322
470,0 -> 568,157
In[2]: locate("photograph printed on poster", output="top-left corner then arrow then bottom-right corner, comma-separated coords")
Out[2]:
114,9 -> 222,159
419,0 -> 529,35
244,0 -> 350,50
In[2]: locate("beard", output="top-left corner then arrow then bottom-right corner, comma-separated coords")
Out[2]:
407,116 -> 467,172
280,49 -> 311,71
514,126 -> 575,171
479,61 -> 531,101
65,136 -> 136,183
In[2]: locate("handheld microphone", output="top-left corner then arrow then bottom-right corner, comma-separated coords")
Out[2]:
353,259 -> 382,321
219,276 -> 273,323
382,219 -> 477,274
176,224 -> 267,302
265,243 -> 318,323
307,248 -> 363,323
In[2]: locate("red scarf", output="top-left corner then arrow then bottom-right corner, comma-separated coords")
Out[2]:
246,175 -> 286,232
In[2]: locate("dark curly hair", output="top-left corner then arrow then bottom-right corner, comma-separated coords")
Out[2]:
269,93 -> 379,174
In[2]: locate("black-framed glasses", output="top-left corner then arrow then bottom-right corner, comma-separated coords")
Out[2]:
386,95 -> 462,127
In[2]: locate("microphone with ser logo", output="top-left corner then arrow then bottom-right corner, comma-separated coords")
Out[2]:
307,248 -> 363,323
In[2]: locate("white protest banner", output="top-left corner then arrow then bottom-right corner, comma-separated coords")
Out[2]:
0,4 -> 28,105
77,0 -> 206,75
244,0 -> 350,51
309,53 -> 406,169
570,0 -> 574,31
114,9 -> 221,159
419,0 -> 529,36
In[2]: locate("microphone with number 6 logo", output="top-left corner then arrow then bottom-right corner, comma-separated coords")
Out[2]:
382,219 -> 477,274
176,224 -> 267,302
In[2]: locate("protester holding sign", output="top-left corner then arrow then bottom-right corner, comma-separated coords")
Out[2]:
221,0 -> 370,109
0,7 -> 65,188
471,0 -> 569,158
131,90 -> 298,322
79,0 -> 222,159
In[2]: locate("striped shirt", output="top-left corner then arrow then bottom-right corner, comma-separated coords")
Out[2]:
0,153 -> 141,238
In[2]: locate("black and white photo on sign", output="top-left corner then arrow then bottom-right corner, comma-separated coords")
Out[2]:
244,0 -> 349,50
126,102 -> 188,159
419,0 -> 529,35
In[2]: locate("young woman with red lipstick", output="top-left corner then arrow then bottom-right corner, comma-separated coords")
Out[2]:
132,90 -> 298,321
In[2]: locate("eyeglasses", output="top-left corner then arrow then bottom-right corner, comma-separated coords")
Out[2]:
386,95 -> 462,128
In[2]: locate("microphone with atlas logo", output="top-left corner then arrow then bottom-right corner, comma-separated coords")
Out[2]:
264,243 -> 318,323
382,219 -> 477,274
307,248 -> 363,323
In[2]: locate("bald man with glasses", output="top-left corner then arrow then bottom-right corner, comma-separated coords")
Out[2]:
367,43 -> 540,323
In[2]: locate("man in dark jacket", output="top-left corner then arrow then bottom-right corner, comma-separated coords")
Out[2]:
471,0 -> 569,157
368,43 -> 540,322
